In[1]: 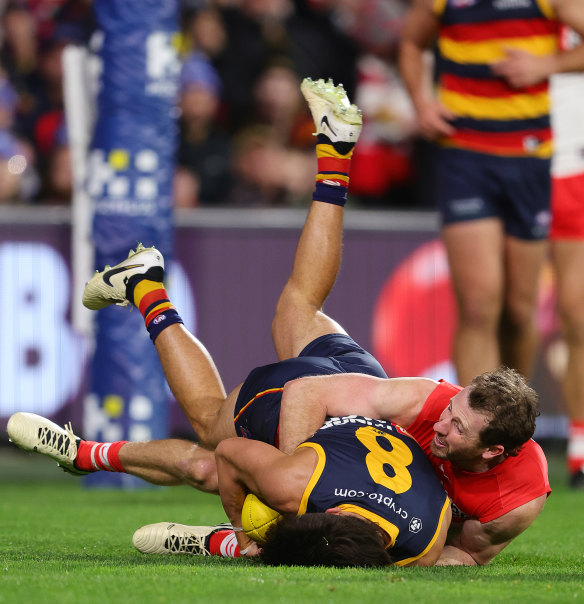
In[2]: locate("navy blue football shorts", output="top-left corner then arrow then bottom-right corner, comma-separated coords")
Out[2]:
435,147 -> 551,240
233,333 -> 388,447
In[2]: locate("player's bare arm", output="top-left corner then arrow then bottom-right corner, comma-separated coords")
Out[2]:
405,504 -> 452,568
215,437 -> 314,554
278,374 -> 438,454
553,0 -> 584,71
492,0 -> 584,88
399,0 -> 455,139
436,494 -> 548,566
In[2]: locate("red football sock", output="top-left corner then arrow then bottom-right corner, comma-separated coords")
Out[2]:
567,419 -> 584,474
208,529 -> 241,557
75,440 -> 128,472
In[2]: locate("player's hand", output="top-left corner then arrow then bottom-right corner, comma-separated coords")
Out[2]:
491,47 -> 556,88
235,531 -> 262,558
415,100 -> 456,140
240,541 -> 263,558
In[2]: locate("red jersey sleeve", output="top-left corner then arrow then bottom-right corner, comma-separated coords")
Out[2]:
406,380 -> 462,453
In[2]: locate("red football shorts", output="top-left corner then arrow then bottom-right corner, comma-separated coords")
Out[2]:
551,171 -> 584,240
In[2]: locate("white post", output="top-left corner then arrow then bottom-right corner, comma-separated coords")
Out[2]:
63,44 -> 98,336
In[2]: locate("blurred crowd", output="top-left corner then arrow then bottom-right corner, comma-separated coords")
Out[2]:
0,0 -> 434,209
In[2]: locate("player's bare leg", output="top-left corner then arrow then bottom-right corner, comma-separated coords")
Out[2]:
272,78 -> 362,360
498,235 -> 547,378
118,439 -> 218,491
442,219 -> 504,385
152,324 -> 232,445
552,239 -> 584,487
6,412 -> 219,492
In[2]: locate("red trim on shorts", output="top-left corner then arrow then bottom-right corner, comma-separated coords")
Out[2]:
233,388 -> 284,424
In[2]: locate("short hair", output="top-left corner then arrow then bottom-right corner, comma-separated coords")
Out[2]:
260,513 -> 392,568
468,366 -> 539,456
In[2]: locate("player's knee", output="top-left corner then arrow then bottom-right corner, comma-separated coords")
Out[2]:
457,293 -> 500,328
502,296 -> 538,330
178,448 -> 218,493
557,294 -> 584,340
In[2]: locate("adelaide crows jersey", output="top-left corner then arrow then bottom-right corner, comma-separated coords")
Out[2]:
297,415 -> 451,566
433,0 -> 558,157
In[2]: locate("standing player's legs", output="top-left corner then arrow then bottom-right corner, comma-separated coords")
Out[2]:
271,79 -> 362,361
436,148 -> 506,385
442,218 -> 505,386
551,172 -> 584,487
498,235 -> 547,377
552,240 -> 584,483
447,227 -> 546,387
497,154 -> 550,379
438,150 -> 548,385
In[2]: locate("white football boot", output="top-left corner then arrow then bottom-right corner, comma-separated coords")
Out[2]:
7,412 -> 88,475
133,522 -> 233,556
300,77 -> 362,145
82,243 -> 164,310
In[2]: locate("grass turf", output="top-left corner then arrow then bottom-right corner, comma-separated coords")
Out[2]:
1,444 -> 582,604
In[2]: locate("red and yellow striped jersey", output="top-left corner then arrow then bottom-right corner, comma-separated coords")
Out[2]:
433,0 -> 558,157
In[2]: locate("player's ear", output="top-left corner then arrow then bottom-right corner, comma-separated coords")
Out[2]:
482,444 -> 505,459
325,507 -> 343,515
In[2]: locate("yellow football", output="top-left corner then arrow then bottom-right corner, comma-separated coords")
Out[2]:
241,493 -> 283,546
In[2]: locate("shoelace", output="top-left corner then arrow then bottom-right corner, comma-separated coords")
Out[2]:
37,422 -> 77,459
165,532 -> 210,556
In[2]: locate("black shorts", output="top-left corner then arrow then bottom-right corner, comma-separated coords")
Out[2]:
233,333 -> 387,446
435,147 -> 551,240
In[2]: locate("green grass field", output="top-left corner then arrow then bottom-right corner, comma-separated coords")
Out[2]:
1,443 -> 582,604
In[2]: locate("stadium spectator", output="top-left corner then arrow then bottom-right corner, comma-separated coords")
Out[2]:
180,0 -> 228,61
399,0 -> 584,387
0,1 -> 92,203
249,58 -> 313,147
0,73 -> 37,201
1,2 -> 38,81
9,78 -> 549,566
224,58 -> 316,207
550,25 -> 584,489
39,119 -> 71,203
184,0 -> 359,132
0,0 -> 363,206
0,131 -> 31,202
8,79 -> 452,567
227,122 -> 316,207
175,51 -> 233,207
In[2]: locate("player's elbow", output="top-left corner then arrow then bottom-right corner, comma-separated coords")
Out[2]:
214,437 -> 239,463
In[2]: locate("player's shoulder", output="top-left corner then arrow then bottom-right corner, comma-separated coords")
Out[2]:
489,439 -> 551,503
419,378 -> 461,411
514,438 -> 549,469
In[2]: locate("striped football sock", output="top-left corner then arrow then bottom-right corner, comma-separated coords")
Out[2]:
313,133 -> 356,206
126,276 -> 184,342
208,529 -> 241,557
567,419 -> 584,474
75,440 -> 128,472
